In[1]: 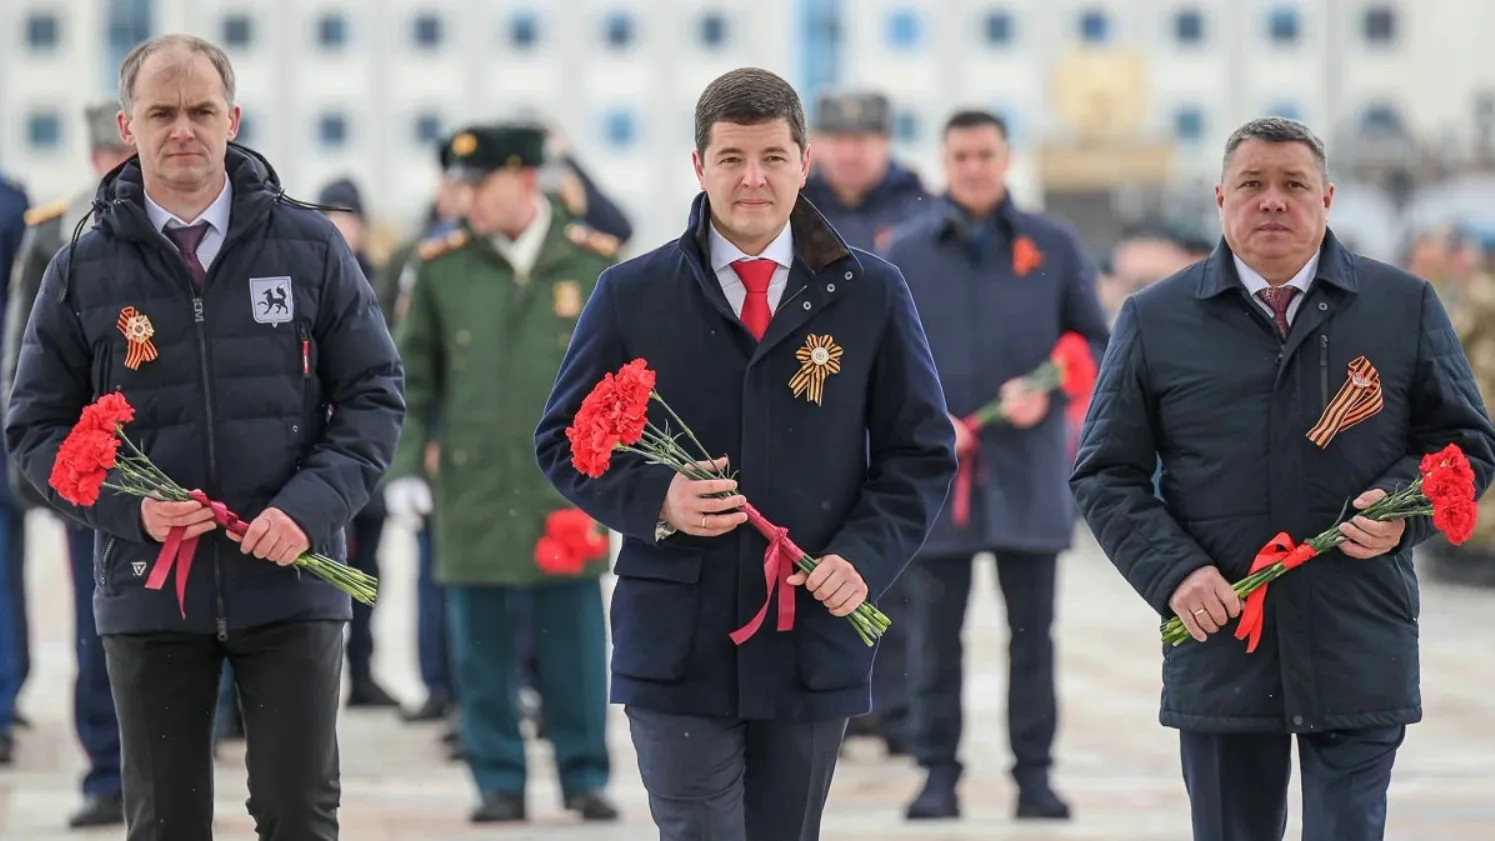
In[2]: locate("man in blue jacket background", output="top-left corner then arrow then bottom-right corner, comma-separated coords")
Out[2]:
0,165 -> 29,770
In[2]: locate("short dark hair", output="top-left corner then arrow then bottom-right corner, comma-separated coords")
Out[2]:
1222,117 -> 1328,180
693,68 -> 808,157
943,109 -> 1008,140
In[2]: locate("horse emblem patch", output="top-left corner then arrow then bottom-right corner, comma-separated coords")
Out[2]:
250,276 -> 294,325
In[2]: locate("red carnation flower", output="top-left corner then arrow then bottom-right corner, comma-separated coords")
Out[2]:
566,358 -> 658,478
80,391 -> 135,434
1434,498 -> 1477,545
534,508 -> 609,574
1051,332 -> 1097,403
534,535 -> 584,575
50,428 -> 121,506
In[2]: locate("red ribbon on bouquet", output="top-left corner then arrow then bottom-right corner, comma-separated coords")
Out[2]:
728,502 -> 804,645
144,489 -> 251,619
950,415 -> 982,527
1234,532 -> 1318,652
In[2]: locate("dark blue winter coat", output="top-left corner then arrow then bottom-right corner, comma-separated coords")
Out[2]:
4,145 -> 405,637
883,195 -> 1110,557
0,175 -> 29,513
802,162 -> 929,253
535,193 -> 957,722
1070,231 -> 1495,734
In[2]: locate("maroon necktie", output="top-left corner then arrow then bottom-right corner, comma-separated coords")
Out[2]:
1256,286 -> 1299,338
164,222 -> 211,285
730,258 -> 775,340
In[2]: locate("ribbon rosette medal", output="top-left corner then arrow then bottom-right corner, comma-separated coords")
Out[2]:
116,306 -> 158,370
789,334 -> 842,406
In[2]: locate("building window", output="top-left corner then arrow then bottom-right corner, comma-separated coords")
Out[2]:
28,111 -> 63,149
235,115 -> 255,146
222,14 -> 252,48
603,108 -> 636,148
510,11 -> 538,47
106,0 -> 154,94
318,13 -> 347,48
319,113 -> 348,147
1363,6 -> 1396,43
700,11 -> 727,47
1267,102 -> 1301,121
802,0 -> 840,94
26,13 -> 60,49
1268,6 -> 1298,44
1175,8 -> 1203,44
886,9 -> 921,49
1361,103 -> 1402,134
413,13 -> 442,48
1079,9 -> 1109,43
895,110 -> 919,143
604,11 -> 634,48
1174,106 -> 1205,141
415,113 -> 443,145
983,10 -> 1013,45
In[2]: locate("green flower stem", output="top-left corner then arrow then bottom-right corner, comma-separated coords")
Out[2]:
965,362 -> 1061,427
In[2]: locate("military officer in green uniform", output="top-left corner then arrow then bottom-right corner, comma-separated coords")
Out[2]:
383,124 -> 621,824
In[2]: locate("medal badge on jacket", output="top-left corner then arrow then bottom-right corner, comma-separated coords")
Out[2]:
1307,354 -> 1383,448
553,280 -> 582,318
250,276 -> 294,325
117,306 -> 158,370
789,333 -> 843,406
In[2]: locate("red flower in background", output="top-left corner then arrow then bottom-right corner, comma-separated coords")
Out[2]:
534,508 -> 609,575
566,358 -> 656,478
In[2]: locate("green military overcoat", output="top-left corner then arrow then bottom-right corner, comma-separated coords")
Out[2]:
390,200 -> 619,585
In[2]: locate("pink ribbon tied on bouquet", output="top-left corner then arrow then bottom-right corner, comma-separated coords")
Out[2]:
728,502 -> 803,645
144,489 -> 251,619
1233,532 -> 1318,653
950,415 -> 983,528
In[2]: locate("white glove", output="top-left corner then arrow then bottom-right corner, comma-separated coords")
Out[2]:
384,477 -> 432,523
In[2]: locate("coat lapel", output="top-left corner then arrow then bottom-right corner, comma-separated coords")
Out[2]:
749,260 -> 837,366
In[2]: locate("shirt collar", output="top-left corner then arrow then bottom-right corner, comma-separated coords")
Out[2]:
709,221 -> 795,273
489,195 -> 553,275
144,175 -> 233,235
1234,252 -> 1319,299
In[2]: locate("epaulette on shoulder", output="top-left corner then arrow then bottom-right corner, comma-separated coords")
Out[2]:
565,223 -> 620,259
23,198 -> 67,227
416,228 -> 470,261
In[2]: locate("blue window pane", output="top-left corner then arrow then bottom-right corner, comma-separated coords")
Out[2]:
319,114 -> 348,147
1175,106 -> 1205,141
1364,7 -> 1395,43
604,109 -> 636,147
414,14 -> 441,47
984,11 -> 1013,45
1268,7 -> 1298,43
895,111 -> 919,143
992,105 -> 1019,143
801,0 -> 840,94
1175,9 -> 1203,44
1361,103 -> 1402,134
511,11 -> 538,47
887,9 -> 921,49
1079,9 -> 1108,43
1268,102 -> 1300,121
700,12 -> 727,47
26,14 -> 59,49
415,114 -> 443,145
28,112 -> 62,149
318,14 -> 346,47
605,12 -> 634,48
223,15 -> 252,47
106,0 -> 154,95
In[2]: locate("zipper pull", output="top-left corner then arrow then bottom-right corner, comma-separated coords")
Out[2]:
216,617 -> 228,642
193,297 -> 204,323
301,338 -> 310,377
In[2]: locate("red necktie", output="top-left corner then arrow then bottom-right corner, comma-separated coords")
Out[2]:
1256,286 -> 1299,338
731,258 -> 775,340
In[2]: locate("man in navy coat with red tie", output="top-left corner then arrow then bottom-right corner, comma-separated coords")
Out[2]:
535,67 -> 957,841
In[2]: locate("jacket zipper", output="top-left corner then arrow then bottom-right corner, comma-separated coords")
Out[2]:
298,322 -> 313,451
1319,334 -> 1330,411
100,536 -> 116,595
191,293 -> 228,641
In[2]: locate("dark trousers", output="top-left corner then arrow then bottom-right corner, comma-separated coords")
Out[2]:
0,503 -> 28,733
105,620 -> 345,841
1180,727 -> 1404,841
865,575 -> 910,738
414,526 -> 451,700
906,550 -> 1059,785
66,525 -> 122,798
446,580 -> 608,796
345,506 -> 384,680
511,588 -> 541,691
626,706 -> 847,841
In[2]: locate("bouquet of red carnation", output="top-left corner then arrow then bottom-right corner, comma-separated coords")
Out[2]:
535,508 -> 610,575
565,359 -> 892,646
1162,443 -> 1479,651
49,392 -> 378,615
950,331 -> 1098,526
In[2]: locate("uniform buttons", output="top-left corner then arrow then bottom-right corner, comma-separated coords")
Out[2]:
453,450 -> 468,466
455,329 -> 472,345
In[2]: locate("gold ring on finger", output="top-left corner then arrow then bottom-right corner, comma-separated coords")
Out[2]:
1193,608 -> 1207,616
700,514 -> 708,529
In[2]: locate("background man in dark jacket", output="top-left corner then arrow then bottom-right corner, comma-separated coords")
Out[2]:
1071,116 -> 1495,841
0,161 -> 28,771
882,109 -> 1110,823
4,35 -> 404,841
535,67 -> 957,841
2,100 -> 137,829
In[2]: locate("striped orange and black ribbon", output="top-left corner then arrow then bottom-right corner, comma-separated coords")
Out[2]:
1306,355 -> 1382,448
116,306 -> 159,371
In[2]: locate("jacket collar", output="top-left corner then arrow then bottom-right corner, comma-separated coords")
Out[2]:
1197,228 -> 1358,299
682,191 -> 852,275
936,191 -> 1019,242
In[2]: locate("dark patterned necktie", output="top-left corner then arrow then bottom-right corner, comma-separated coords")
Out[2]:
163,222 -> 211,285
1256,286 -> 1299,337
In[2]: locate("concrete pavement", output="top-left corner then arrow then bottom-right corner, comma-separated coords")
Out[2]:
2,510 -> 1493,839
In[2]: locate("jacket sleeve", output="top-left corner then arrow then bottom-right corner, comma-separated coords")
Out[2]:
561,155 -> 633,245
534,268 -> 676,542
820,268 -> 958,599
4,249 -> 148,543
386,258 -> 441,481
1069,297 -> 1215,616
3,220 -> 58,509
1059,226 -> 1111,368
269,232 -> 405,550
1370,281 -> 1495,549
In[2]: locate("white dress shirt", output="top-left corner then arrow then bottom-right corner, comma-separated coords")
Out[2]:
145,176 -> 234,270
1235,253 -> 1319,326
709,221 -> 794,317
490,196 -> 552,276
